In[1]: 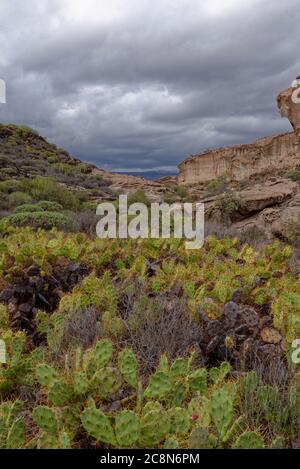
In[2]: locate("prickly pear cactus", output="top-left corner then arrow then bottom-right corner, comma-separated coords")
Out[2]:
233,431 -> 264,449
91,367 -> 121,398
143,371 -> 172,400
36,364 -> 58,386
83,339 -> 113,378
32,406 -> 58,434
73,371 -> 89,395
115,411 -> 140,447
170,358 -> 188,378
81,406 -> 116,445
168,407 -> 191,436
140,410 -> 170,447
93,339 -> 113,368
188,368 -> 208,394
188,396 -> 211,427
48,379 -> 73,406
211,389 -> 233,440
210,362 -> 231,383
188,426 -> 211,449
117,348 -> 138,389
6,418 -> 25,449
163,438 -> 179,449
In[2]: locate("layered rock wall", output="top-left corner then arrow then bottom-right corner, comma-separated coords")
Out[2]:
178,81 -> 300,185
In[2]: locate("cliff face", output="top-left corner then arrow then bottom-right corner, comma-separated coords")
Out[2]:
178,81 -> 300,185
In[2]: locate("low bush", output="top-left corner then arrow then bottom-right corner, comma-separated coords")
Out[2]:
8,211 -> 73,230
204,175 -> 228,197
14,201 -> 63,214
286,170 -> 300,182
19,177 -> 80,211
128,190 -> 151,207
215,192 -> 245,223
8,191 -> 33,208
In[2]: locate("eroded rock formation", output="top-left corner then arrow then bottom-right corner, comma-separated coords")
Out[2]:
178,80 -> 300,185
277,77 -> 300,136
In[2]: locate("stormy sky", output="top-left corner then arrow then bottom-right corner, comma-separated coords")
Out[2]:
0,0 -> 299,175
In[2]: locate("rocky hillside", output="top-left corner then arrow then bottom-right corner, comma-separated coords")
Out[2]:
176,80 -> 300,243
0,124 -> 176,206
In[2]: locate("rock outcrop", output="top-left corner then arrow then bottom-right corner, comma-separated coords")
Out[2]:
178,80 -> 300,185
277,77 -> 300,136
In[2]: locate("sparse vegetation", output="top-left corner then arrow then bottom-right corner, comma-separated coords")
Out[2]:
0,124 -> 299,449
215,191 -> 245,223
0,228 -> 299,448
287,169 -> 300,182
204,175 -> 228,197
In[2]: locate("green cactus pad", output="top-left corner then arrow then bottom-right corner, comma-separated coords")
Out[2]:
48,380 -> 73,406
188,396 -> 211,427
117,348 -> 138,389
81,406 -> 116,445
188,368 -> 208,394
143,371 -> 172,400
74,371 -> 90,395
35,364 -> 58,387
233,431 -> 264,449
163,438 -> 179,449
188,426 -> 211,449
93,339 -> 113,368
32,406 -> 58,434
6,418 -> 25,449
170,358 -> 188,378
91,367 -> 121,398
172,381 -> 188,406
211,389 -> 233,439
142,401 -> 162,415
59,431 -> 72,449
115,411 -> 140,447
37,432 -> 59,449
168,407 -> 191,435
157,354 -> 169,372
140,410 -> 170,446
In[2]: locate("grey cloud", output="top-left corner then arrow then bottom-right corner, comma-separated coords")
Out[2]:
0,0 -> 300,173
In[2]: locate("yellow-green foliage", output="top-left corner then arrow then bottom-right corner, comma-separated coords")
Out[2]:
0,227 -> 300,448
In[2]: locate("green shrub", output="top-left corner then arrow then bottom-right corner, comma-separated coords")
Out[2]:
8,211 -> 73,230
81,202 -> 98,212
14,201 -> 63,214
128,190 -> 151,207
284,220 -> 300,248
8,191 -> 33,208
19,177 -> 80,211
9,125 -> 39,139
204,175 -> 228,197
215,192 -> 245,223
0,180 -> 23,194
36,201 -> 64,212
286,170 -> 300,181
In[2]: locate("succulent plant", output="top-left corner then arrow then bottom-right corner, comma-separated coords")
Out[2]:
233,431 -> 264,449
211,389 -> 233,440
115,411 -> 140,447
81,406 -> 116,446
117,348 -> 138,389
32,406 -> 58,434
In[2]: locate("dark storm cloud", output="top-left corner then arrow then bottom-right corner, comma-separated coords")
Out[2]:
0,0 -> 300,173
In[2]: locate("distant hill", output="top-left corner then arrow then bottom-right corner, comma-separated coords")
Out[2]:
0,124 -> 179,232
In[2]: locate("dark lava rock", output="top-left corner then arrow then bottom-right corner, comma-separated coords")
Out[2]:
199,300 -> 284,369
231,288 -> 244,303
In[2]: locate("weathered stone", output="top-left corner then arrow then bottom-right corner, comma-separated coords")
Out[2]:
277,78 -> 300,136
178,79 -> 300,185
